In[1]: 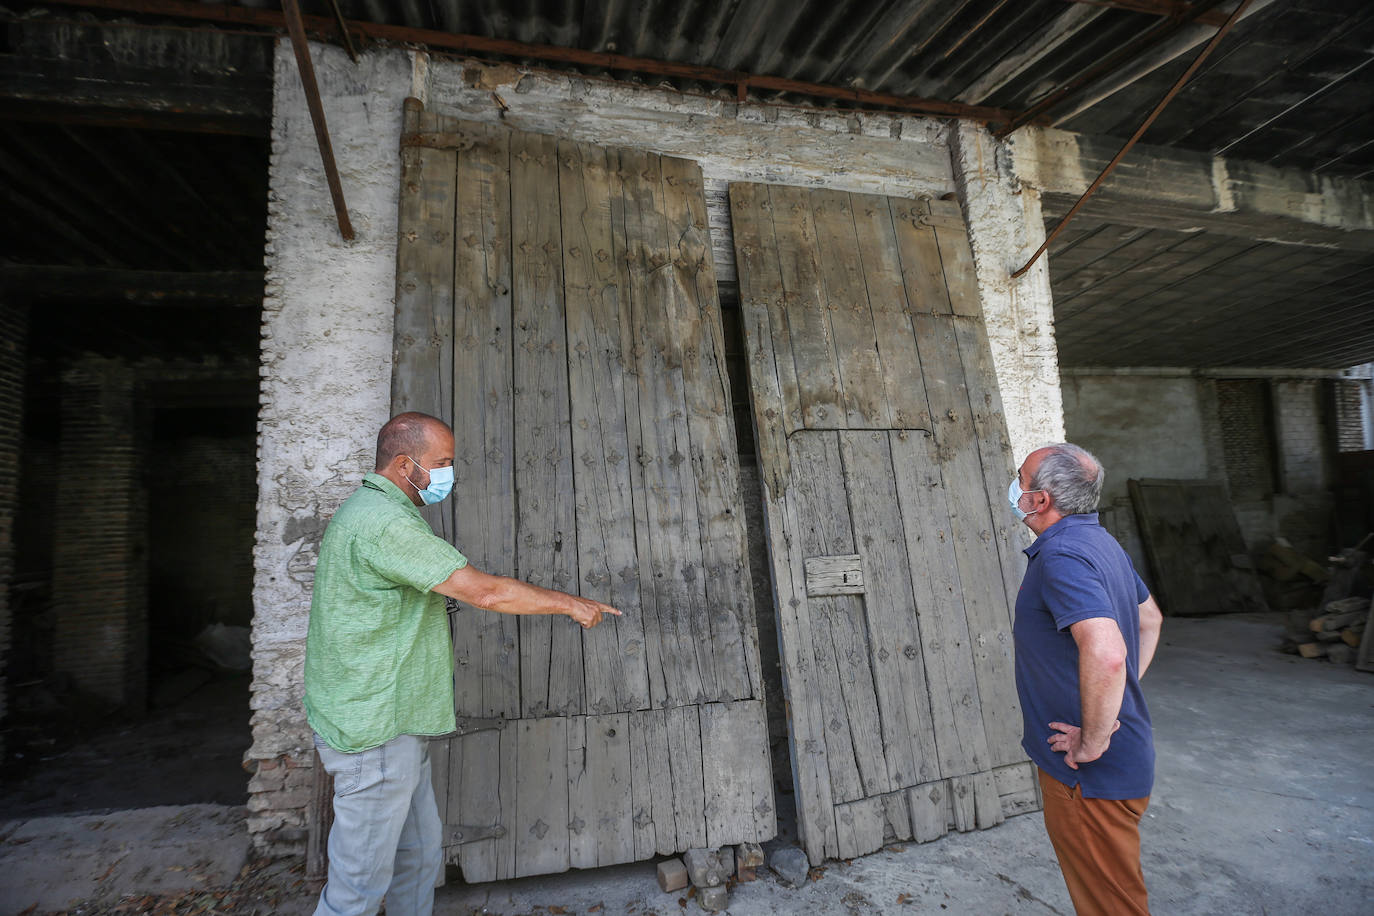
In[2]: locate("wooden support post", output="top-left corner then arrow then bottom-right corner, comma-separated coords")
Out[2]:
307,748 -> 335,882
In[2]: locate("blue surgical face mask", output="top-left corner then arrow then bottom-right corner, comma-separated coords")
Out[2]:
1008,478 -> 1041,521
404,456 -> 455,505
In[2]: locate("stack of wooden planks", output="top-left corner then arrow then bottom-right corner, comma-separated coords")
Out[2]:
1280,540 -> 1374,669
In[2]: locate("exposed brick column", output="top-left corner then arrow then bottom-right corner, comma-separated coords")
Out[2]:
0,303 -> 28,753
52,359 -> 148,711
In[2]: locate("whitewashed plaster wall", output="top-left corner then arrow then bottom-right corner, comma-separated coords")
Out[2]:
1061,375 -> 1219,504
247,41 -> 414,851
249,41 -> 1067,854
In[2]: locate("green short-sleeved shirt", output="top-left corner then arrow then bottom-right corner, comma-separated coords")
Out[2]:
304,473 -> 467,752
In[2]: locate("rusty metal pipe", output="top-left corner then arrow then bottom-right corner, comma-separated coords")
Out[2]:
326,0 -> 359,64
1010,0 -> 1254,279
281,0 -> 354,242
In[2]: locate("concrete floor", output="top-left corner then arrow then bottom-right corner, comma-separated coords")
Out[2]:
2,613 -> 1371,915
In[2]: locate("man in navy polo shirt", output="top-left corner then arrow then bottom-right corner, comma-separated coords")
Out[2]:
1010,443 -> 1164,916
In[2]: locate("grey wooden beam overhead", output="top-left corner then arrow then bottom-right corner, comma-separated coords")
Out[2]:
1016,127 -> 1374,253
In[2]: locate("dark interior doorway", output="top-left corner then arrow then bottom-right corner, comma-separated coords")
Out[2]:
0,117 -> 268,817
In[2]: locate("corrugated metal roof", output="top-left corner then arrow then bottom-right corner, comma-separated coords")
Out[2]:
284,0 -> 1374,178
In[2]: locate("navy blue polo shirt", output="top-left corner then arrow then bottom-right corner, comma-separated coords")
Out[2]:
1013,512 -> 1154,799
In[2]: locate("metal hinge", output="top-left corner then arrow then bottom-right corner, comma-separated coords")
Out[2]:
443,822 -> 506,846
401,131 -> 478,151
452,716 -> 506,736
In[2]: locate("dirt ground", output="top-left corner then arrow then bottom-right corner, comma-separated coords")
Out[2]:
3,615 -> 1373,915
1,673 -> 252,820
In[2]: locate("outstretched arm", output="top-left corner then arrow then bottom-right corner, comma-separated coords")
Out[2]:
432,564 -> 620,629
1049,617 -> 1127,769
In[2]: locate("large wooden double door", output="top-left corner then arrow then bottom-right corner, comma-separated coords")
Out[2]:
389,100 -> 1036,880
391,100 -> 772,881
730,185 -> 1038,864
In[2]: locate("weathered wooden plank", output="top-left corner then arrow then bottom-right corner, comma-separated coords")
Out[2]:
851,193 -> 930,430
949,774 -> 977,833
909,307 -> 1022,771
769,184 -> 845,429
765,468 -> 840,864
804,554 -> 866,597
931,200 -> 1027,612
662,154 -> 757,703
559,138 -> 648,715
994,761 -> 1041,816
810,188 -> 890,428
566,717 -> 595,869
628,707 -> 677,857
392,102 -> 455,546
665,704 -> 708,850
620,146 -> 714,706
729,182 -> 794,493
589,713 -> 635,866
1130,479 -> 1268,617
889,429 -> 991,781
607,146 -> 670,711
973,770 -> 1004,829
907,780 -> 951,844
834,796 -> 887,861
891,198 -> 956,318
879,789 -> 913,843
789,431 -> 889,802
700,700 -> 775,847
925,199 -> 980,319
452,727 -> 518,882
1356,599 -> 1374,673
839,430 -> 939,790
511,127 -> 582,719
513,717 -> 570,876
449,119 -> 518,719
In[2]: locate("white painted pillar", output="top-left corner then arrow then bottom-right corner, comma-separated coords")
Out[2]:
247,40 -> 414,855
948,122 -> 1066,462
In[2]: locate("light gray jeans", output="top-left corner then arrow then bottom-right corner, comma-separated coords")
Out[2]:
312,733 -> 443,916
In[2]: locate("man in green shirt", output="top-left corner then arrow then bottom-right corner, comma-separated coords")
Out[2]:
305,411 -> 618,916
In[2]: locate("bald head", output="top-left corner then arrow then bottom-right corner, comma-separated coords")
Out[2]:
376,412 -> 450,471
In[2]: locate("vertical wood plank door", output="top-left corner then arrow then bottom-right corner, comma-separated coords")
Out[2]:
391,100 -> 773,882
729,183 -> 1039,865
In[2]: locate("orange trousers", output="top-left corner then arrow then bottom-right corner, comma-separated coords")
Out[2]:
1038,768 -> 1151,916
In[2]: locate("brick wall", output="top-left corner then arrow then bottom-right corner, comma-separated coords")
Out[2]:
1273,380 -> 1331,495
0,304 -> 28,756
1216,379 -> 1276,501
51,359 -> 148,710
150,432 -> 258,638
1334,379 -> 1366,452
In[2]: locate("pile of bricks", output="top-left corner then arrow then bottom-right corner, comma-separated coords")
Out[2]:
656,842 -> 767,912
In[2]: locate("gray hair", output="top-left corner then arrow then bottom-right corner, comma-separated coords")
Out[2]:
1029,443 -> 1104,515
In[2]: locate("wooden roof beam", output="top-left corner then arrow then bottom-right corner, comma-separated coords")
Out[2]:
0,266 -> 265,306
1063,0 -> 1232,28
